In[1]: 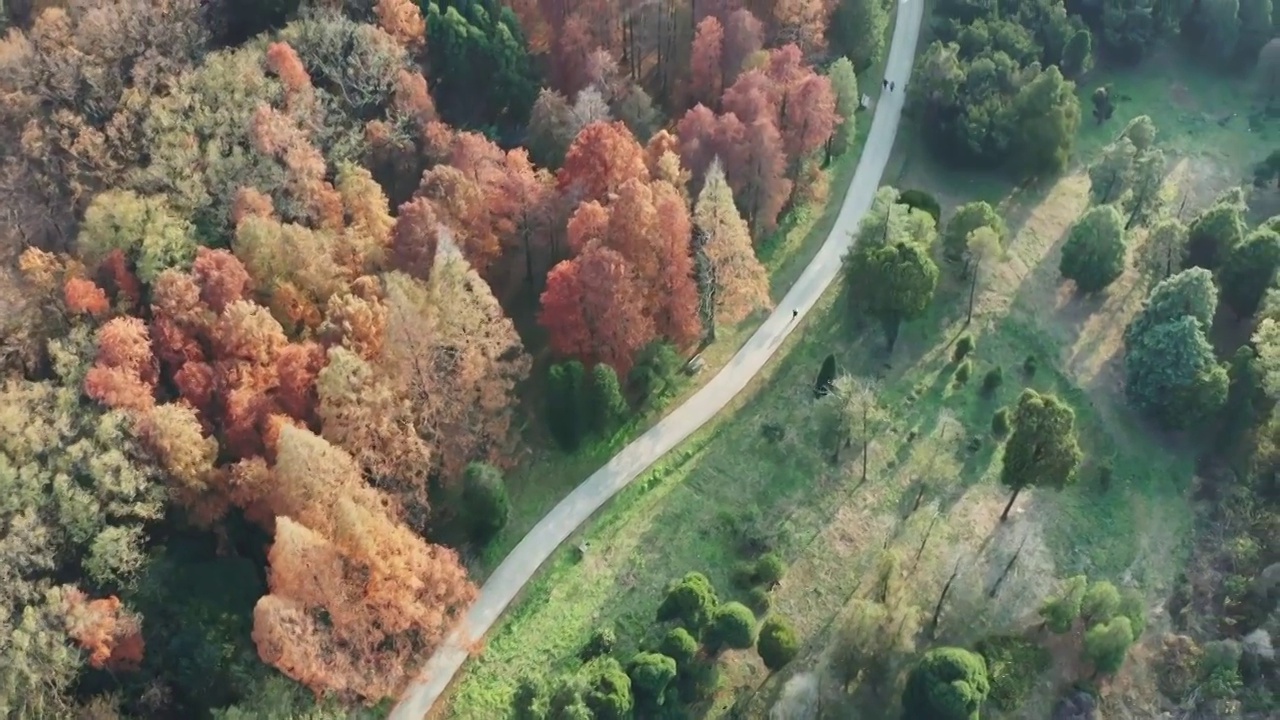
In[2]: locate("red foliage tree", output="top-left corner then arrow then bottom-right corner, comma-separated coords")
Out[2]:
539,245 -> 655,375
557,121 -> 649,205
550,14 -> 595,96
61,589 -> 145,672
780,73 -> 838,167
723,9 -> 765,90
84,317 -> 159,413
390,197 -> 442,281
566,200 -> 611,255
650,181 -> 703,347
721,69 -> 776,127
64,277 -> 110,317
98,249 -> 142,312
676,104 -> 730,187
690,17 -> 726,109
191,247 -> 251,314
722,115 -> 792,238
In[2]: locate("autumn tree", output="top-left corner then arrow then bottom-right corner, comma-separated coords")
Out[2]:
998,390 -> 1082,521
694,159 -> 770,338
558,121 -> 650,206
540,245 -> 656,376
690,17 -> 726,107
722,9 -> 765,90
722,114 -> 792,237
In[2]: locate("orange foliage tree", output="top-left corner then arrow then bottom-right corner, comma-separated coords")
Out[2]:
557,121 -> 649,205
61,589 -> 146,672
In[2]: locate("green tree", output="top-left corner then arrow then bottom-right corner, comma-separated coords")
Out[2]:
1220,228 -> 1280,318
78,191 -> 198,284
943,201 -> 1006,265
1138,218 -> 1187,285
1011,66 -> 1081,176
818,375 -> 886,479
1128,267 -> 1218,337
1258,38 -> 1280,102
1081,580 -> 1122,624
846,240 -> 940,351
1192,0 -> 1242,66
512,676 -> 548,720
965,226 -> 1004,324
628,652 -> 677,708
547,361 -> 587,450
586,363 -> 630,434
1124,149 -> 1167,229
704,602 -> 757,653
1102,0 -> 1160,61
1186,193 -> 1247,270
999,390 -> 1083,521
898,190 -> 943,227
827,58 -> 861,159
1124,316 -> 1228,429
1238,0 -> 1273,64
831,0 -> 889,71
1061,28 -> 1094,77
902,647 -> 990,720
1088,138 -> 1137,205
757,616 -> 800,671
657,572 -> 719,630
425,1 -> 538,133
1039,575 -> 1088,633
461,462 -> 510,545
1083,616 -> 1135,674
1118,588 -> 1148,637
1121,115 -> 1159,151
1059,205 -> 1127,293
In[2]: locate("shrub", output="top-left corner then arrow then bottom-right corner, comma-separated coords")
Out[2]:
1023,355 -> 1038,376
461,462 -> 510,545
755,553 -> 786,586
747,586 -> 773,614
731,561 -> 757,589
1039,575 -> 1087,634
547,361 -> 587,449
1083,616 -> 1135,674
898,189 -> 942,227
627,652 -> 677,709
659,627 -> 698,667
581,657 -> 633,719
704,602 -> 757,653
1081,580 -> 1121,625
981,366 -> 1004,394
586,363 -> 629,434
992,407 -> 1011,437
628,341 -> 684,409
757,616 -> 800,671
1199,640 -> 1243,699
581,627 -> 617,661
1059,205 -> 1126,293
953,334 -> 975,362
902,647 -> 990,720
657,572 -> 718,630
954,359 -> 972,385
975,635 -> 1052,711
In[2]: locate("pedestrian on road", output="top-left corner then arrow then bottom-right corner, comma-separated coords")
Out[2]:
791,309 -> 799,321
890,81 -> 895,91
883,78 -> 888,89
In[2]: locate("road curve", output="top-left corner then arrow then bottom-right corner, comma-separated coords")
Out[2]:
391,3 -> 926,717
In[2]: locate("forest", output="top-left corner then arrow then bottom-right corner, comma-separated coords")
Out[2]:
0,0 -> 875,718
4,0 -> 1280,719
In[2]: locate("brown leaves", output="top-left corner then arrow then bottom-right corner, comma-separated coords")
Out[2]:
84,317 -> 157,413
557,121 -> 649,205
390,197 -> 441,281
540,245 -> 655,376
60,589 -> 145,672
374,0 -> 427,51
265,42 -> 312,96
64,278 -> 109,317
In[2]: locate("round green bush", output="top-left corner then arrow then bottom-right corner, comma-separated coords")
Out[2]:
627,652 -> 677,707
755,553 -> 786,586
757,616 -> 800,671
581,627 -> 617,660
954,359 -> 973,385
657,572 -> 718,630
902,647 -> 990,720
747,586 -> 773,614
582,657 -> 633,720
982,366 -> 1004,394
704,602 -> 757,653
953,334 -> 975,362
992,407 -> 1011,437
659,627 -> 698,666
461,462 -> 510,545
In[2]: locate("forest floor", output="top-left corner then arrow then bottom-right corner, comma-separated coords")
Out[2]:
440,48 -> 1278,720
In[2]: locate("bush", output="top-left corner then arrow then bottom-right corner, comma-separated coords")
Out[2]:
461,462 -> 510,546
747,586 -> 773,614
754,553 -> 786,586
1059,205 -> 1126,293
657,572 -> 718,630
627,652 -> 677,709
1023,355 -> 1038,376
1200,640 -> 1244,699
974,635 -> 1051,711
953,334 -> 975,362
992,407 -> 1011,437
581,657 -> 633,720
1081,581 -> 1121,625
704,602 -> 757,653
586,363 -> 629,434
659,627 -> 698,667
731,561 -> 757,589
628,341 -> 684,408
1083,616 -> 1135,674
954,359 -> 972,385
547,361 -> 588,449
757,616 -> 800,671
898,189 -> 942,227
982,366 -> 1004,394
902,647 -> 990,720
580,627 -> 617,661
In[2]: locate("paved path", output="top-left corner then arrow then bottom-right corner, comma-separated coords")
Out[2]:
390,3 -> 925,716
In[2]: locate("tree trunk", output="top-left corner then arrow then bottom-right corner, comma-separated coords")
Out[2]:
1000,486 -> 1022,521
966,265 -> 979,324
884,318 -> 900,353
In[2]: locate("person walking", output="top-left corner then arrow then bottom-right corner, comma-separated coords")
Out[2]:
883,78 -> 889,90
791,309 -> 799,322
890,81 -> 895,91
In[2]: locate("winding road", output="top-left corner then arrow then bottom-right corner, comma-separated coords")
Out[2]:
391,3 -> 925,716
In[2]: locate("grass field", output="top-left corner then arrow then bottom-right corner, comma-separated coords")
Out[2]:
441,45 -> 1277,720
